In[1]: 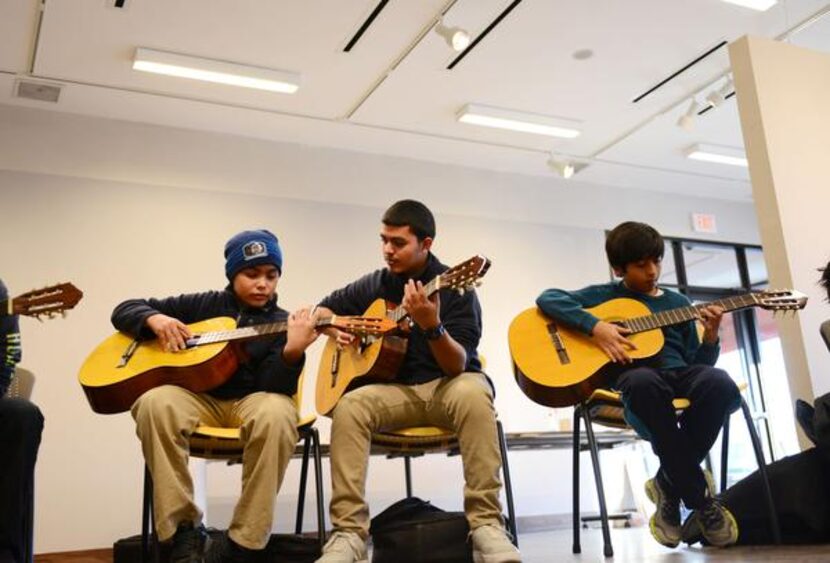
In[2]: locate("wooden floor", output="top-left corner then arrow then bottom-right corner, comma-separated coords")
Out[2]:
34,526 -> 830,562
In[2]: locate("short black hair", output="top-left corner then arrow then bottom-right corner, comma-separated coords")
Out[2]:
605,221 -> 665,271
382,199 -> 436,241
820,260 -> 830,302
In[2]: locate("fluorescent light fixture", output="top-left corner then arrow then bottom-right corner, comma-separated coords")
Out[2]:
685,143 -> 748,167
458,104 -> 581,138
721,0 -> 777,11
132,48 -> 300,94
435,21 -> 471,52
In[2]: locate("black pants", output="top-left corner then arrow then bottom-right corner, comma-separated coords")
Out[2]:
615,365 -> 739,509
0,398 -> 44,563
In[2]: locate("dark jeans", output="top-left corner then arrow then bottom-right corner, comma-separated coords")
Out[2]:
615,365 -> 739,509
0,398 -> 44,563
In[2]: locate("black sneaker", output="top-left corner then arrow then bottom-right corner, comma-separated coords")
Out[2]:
681,496 -> 738,547
204,532 -> 259,563
644,475 -> 681,547
170,522 -> 207,563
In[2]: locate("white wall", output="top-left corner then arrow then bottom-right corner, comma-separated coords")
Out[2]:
0,106 -> 762,552
731,36 -> 830,408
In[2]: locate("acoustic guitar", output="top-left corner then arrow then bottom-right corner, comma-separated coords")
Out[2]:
509,289 -> 807,408
79,314 -> 396,414
2,282 -> 83,319
316,255 -> 492,416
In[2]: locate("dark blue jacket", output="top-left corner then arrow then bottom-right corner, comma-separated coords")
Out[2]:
111,288 -> 303,399
319,253 -> 482,385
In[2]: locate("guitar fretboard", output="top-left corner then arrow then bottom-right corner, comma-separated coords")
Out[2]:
386,277 -> 441,323
192,316 -> 333,346
621,294 -> 758,334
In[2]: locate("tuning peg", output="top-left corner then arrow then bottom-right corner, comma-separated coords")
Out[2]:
457,288 -> 465,296
61,311 -> 67,318
475,281 -> 483,288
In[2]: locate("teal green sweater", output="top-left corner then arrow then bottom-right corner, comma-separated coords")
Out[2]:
536,282 -> 719,370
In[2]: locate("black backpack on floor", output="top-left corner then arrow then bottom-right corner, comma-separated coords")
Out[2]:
721,448 -> 830,545
369,497 -> 473,563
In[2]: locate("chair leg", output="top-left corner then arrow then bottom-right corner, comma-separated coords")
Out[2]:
295,429 -> 312,534
496,420 -> 519,547
141,464 -> 160,563
572,406 -> 581,555
25,472 -> 34,563
404,456 -> 413,498
741,398 -> 781,545
720,412 -> 731,494
311,427 -> 326,550
582,406 -> 613,558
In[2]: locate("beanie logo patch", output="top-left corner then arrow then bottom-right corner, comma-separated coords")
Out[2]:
242,240 -> 268,261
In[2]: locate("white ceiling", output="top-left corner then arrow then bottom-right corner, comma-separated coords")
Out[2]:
1,0 -> 829,201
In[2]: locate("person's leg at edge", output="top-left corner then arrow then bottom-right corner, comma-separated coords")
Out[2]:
223,392 -> 298,553
131,385 -> 224,541
430,372 -> 520,561
319,381 -> 435,562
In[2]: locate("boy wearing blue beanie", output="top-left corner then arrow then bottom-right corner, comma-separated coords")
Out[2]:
112,229 -> 319,563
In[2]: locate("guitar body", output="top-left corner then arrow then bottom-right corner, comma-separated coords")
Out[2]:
316,299 -> 407,416
509,298 -> 664,407
79,317 -> 239,414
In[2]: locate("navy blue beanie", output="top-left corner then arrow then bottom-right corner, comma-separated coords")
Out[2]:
224,229 -> 283,280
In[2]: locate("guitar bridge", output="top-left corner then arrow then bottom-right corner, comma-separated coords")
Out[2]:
546,323 -> 570,365
330,347 -> 340,387
117,339 -> 140,368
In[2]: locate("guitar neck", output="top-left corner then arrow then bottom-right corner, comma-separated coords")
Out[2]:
622,293 -> 759,334
386,276 -> 442,323
192,316 -> 334,346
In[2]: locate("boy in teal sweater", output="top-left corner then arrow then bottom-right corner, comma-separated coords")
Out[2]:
537,222 -> 740,548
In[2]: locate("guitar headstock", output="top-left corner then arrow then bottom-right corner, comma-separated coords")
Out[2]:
754,289 -> 808,312
439,255 -> 492,294
11,282 -> 84,319
330,316 -> 398,336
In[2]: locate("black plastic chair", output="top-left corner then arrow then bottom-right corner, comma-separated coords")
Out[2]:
572,387 -> 780,557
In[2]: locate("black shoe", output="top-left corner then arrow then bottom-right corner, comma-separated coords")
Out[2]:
204,532 -> 260,563
796,399 -> 817,445
170,522 -> 208,563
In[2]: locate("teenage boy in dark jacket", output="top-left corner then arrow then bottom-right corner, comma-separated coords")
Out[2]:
112,230 -> 320,563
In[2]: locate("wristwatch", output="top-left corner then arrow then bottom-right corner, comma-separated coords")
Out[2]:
423,322 -> 446,341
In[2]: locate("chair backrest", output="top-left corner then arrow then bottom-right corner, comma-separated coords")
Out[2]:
820,320 -> 830,352
6,367 -> 35,400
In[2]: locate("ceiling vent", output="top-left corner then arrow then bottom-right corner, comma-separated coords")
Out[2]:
15,80 -> 62,103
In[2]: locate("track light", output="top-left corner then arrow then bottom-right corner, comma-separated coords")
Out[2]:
547,155 -> 588,179
677,98 -> 701,132
435,21 -> 471,52
719,77 -> 734,98
705,77 -> 733,108
706,89 -> 725,108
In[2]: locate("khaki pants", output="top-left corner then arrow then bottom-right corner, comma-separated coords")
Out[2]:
329,372 -> 504,539
131,385 -> 298,549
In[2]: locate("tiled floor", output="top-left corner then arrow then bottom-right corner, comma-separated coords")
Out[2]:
516,526 -> 829,562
